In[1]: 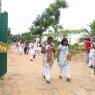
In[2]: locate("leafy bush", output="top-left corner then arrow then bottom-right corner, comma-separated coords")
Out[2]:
53,40 -> 60,46
53,43 -> 85,58
69,43 -> 85,55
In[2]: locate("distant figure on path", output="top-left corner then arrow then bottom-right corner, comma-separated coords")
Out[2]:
88,45 -> 95,68
29,41 -> 35,61
24,41 -> 29,55
84,38 -> 91,64
18,40 -> 24,55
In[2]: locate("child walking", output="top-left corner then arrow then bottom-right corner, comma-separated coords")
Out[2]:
57,38 -> 71,82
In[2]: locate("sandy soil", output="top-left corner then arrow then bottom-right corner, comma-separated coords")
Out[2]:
0,45 -> 95,95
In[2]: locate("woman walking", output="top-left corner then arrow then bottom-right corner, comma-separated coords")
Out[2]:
57,38 -> 71,82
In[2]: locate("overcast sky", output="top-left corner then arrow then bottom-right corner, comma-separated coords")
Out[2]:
2,0 -> 95,34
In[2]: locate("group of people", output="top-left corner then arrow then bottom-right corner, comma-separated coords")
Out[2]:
85,38 -> 95,68
14,40 -> 40,61
14,37 -> 71,84
41,37 -> 71,83
12,37 -> 95,84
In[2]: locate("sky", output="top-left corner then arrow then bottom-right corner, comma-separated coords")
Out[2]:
2,0 -> 95,35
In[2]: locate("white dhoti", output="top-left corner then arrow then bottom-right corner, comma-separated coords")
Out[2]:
58,62 -> 70,78
58,45 -> 71,79
18,47 -> 23,55
42,54 -> 54,81
88,58 -> 94,67
29,48 -> 35,60
44,63 -> 52,81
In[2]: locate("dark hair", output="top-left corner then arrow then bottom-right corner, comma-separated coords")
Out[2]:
61,38 -> 69,46
47,36 -> 53,40
85,38 -> 90,41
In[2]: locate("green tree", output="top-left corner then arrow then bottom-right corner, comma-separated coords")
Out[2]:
45,0 -> 68,40
89,20 -> 95,37
81,20 -> 95,43
29,0 -> 68,42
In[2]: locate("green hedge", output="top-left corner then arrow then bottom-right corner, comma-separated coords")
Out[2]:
53,43 -> 85,58
69,43 -> 85,54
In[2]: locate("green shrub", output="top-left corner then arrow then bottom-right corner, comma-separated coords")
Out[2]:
69,43 -> 85,55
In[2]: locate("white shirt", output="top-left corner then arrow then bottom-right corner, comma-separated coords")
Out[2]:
89,48 -> 95,58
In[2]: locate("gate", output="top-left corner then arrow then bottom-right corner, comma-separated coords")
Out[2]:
0,12 -> 8,79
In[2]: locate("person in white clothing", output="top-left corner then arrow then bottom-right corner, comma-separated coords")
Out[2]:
88,45 -> 95,68
29,42 -> 35,61
41,37 -> 54,83
57,38 -> 71,82
18,41 -> 24,55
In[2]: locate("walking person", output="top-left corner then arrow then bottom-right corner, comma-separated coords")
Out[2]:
57,38 -> 71,82
18,40 -> 24,55
31,39 -> 37,59
29,41 -> 35,61
24,41 -> 29,55
88,45 -> 95,68
41,37 -> 54,83
84,38 -> 91,64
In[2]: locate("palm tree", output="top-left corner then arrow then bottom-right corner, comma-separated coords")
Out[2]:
89,20 -> 95,75
89,20 -> 95,39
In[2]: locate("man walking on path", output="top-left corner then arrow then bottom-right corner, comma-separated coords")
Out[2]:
41,37 -> 54,83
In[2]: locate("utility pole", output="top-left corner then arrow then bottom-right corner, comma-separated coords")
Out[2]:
0,0 -> 2,13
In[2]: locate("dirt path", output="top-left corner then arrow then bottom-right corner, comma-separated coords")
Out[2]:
0,45 -> 95,95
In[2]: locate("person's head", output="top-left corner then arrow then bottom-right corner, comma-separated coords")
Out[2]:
61,38 -> 68,46
85,38 -> 90,41
47,36 -> 53,44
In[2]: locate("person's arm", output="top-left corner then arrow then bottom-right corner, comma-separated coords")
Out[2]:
57,49 -> 61,62
57,45 -> 61,62
41,45 -> 46,53
51,43 -> 55,53
67,46 -> 72,61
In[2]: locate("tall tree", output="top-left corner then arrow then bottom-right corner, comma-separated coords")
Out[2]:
29,0 -> 68,42
45,0 -> 68,40
81,20 -> 95,42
